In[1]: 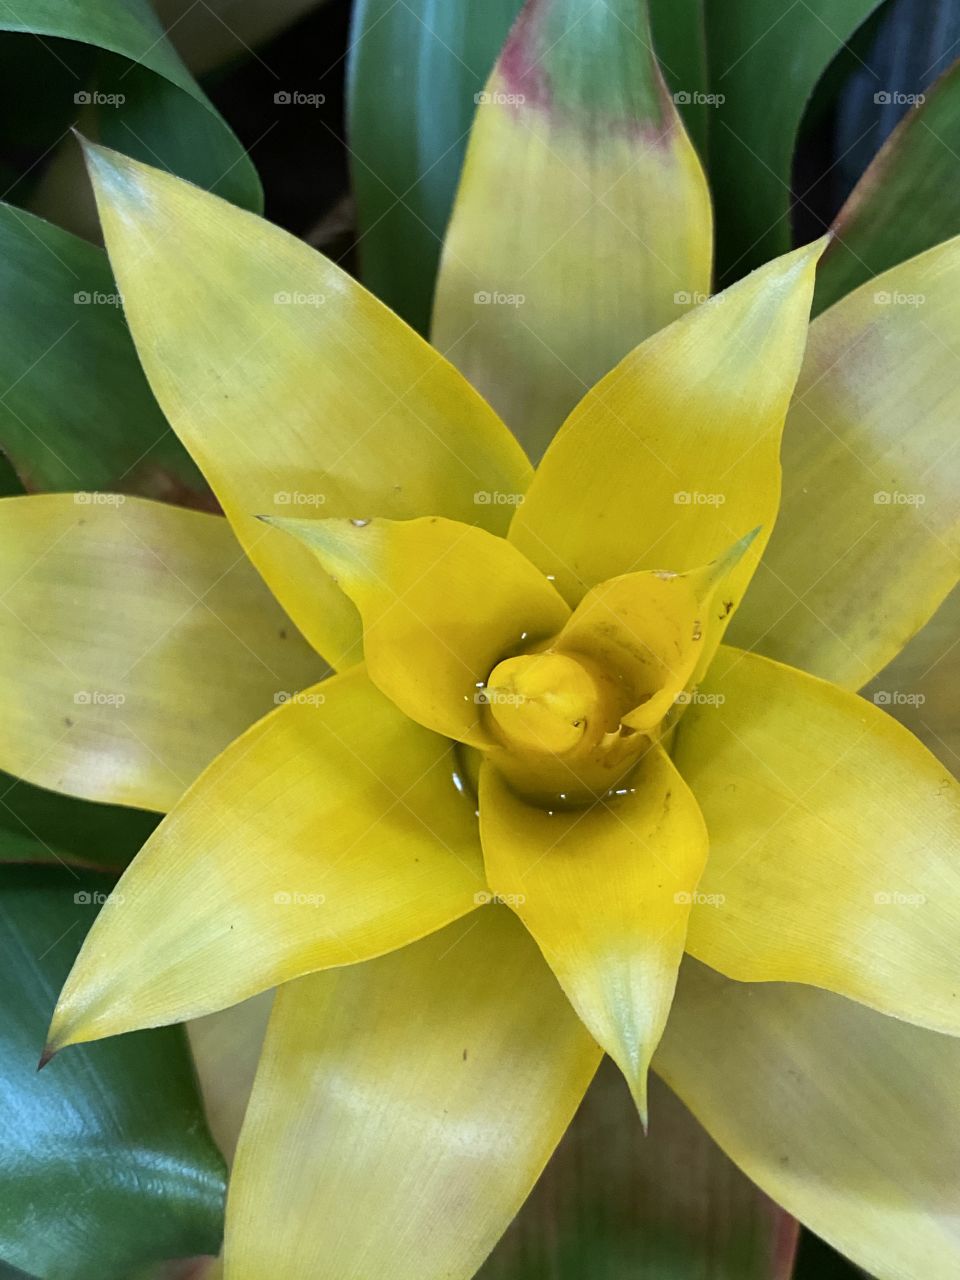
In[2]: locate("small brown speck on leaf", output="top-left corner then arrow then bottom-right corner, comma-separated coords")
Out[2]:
278,628 -> 287,640
64,717 -> 74,728
462,1048 -> 468,1061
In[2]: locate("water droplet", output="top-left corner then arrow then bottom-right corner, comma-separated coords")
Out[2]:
350,518 -> 371,527
546,574 -> 557,582
654,570 -> 678,580
451,770 -> 466,795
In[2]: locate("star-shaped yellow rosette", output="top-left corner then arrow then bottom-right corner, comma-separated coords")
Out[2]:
2,138 -> 959,1280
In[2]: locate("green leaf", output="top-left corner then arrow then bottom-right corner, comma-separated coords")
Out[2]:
815,59 -> 960,313
705,0 -> 882,283
0,864 -> 225,1279
347,0 -> 524,333
0,202 -> 211,503
478,1058 -> 798,1279
0,773 -> 158,872
0,0 -> 261,212
649,0 -> 710,155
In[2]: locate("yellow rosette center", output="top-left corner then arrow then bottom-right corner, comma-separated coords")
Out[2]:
484,652 -> 601,755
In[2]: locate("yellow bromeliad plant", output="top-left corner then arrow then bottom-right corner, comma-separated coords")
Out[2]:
3,1 -> 960,1275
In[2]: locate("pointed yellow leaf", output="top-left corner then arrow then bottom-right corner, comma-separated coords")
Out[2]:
225,909 -> 600,1280
656,959 -> 960,1280
271,515 -> 569,742
47,667 -> 483,1051
433,0 -> 713,461
509,239 -> 826,607
479,748 -> 708,1122
673,647 -> 960,1034
82,141 -> 531,669
731,237 -> 960,688
0,494 -> 322,812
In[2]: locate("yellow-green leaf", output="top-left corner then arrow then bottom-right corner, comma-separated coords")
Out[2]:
0,494 -> 322,813
272,515 -> 569,742
479,748 -> 707,1122
188,991 -> 274,1165
861,584 -> 960,776
432,0 -> 712,462
82,141 -> 531,670
225,909 -> 600,1280
509,240 -> 825,608
47,667 -> 484,1051
673,647 -> 960,1034
655,958 -> 960,1280
731,238 -> 960,689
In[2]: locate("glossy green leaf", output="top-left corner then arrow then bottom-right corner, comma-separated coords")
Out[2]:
0,203 -> 210,503
478,1059 -> 798,1279
0,864 -> 225,1279
705,0 -> 882,282
347,0 -> 524,332
0,1 -> 261,212
816,60 -> 960,313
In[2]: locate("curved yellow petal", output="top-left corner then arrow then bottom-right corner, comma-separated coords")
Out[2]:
655,959 -> 960,1280
731,238 -> 960,688
47,667 -> 484,1051
556,531 -> 759,735
271,515 -> 569,742
0,494 -> 322,812
862,584 -> 960,775
673,647 -> 960,1034
432,0 -> 712,462
479,748 -> 708,1121
509,238 -> 826,607
225,909 -> 601,1280
82,141 -> 531,669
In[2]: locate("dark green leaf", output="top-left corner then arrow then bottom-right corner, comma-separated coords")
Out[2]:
0,864 -> 225,1279
649,0 -> 710,155
704,0 -> 882,283
830,0 -> 960,204
478,1058 -> 798,1279
0,202 -> 212,503
815,58 -> 960,313
347,0 -> 524,332
0,773 -> 158,872
0,0 -> 261,212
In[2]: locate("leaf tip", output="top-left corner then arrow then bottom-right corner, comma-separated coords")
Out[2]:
37,1043 -> 58,1072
